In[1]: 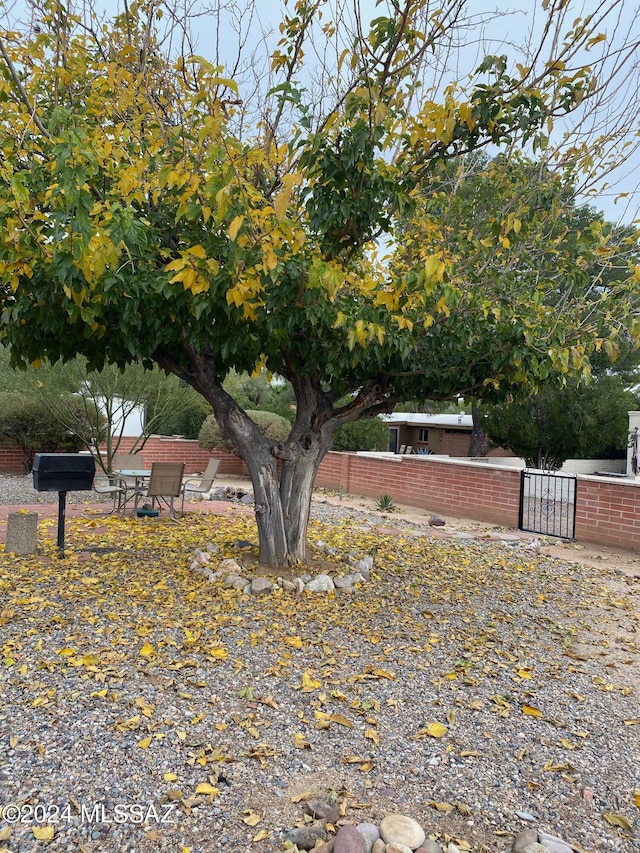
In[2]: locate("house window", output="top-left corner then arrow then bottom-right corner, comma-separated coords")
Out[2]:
418,428 -> 429,442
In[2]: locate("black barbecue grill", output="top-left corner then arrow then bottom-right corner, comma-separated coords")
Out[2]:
32,453 -> 96,554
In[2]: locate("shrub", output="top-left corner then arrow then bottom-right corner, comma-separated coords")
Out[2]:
0,392 -> 85,471
199,409 -> 291,452
332,417 -> 389,452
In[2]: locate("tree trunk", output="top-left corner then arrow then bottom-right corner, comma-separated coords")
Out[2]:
155,347 -> 381,570
468,402 -> 489,457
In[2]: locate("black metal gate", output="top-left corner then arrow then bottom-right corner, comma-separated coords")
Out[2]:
518,470 -> 577,539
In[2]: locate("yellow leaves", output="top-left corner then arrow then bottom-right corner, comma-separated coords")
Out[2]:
411,721 -> 448,739
348,666 -> 395,683
274,172 -> 301,221
522,704 -> 543,718
423,255 -> 445,287
294,732 -> 312,749
364,727 -> 380,746
634,790 -> 640,808
314,710 -> 352,729
252,829 -> 271,842
300,670 -> 322,692
602,813 -> 633,832
346,320 -> 386,350
137,736 -> 152,749
284,636 -> 303,649
195,782 -> 219,796
242,809 -> 262,826
135,697 -> 154,718
164,772 -> 178,782
457,101 -> 476,131
229,215 -> 244,242
115,715 -> 141,732
32,826 -> 54,841
209,647 -> 228,660
139,642 -> 156,659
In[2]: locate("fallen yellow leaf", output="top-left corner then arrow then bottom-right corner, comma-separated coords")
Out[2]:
195,782 -> 219,796
522,704 -> 542,717
603,812 -> 633,830
427,722 -> 448,738
139,642 -> 155,658
32,826 -> 54,840
253,829 -> 271,842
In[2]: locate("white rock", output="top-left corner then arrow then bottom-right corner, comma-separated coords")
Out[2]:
294,577 -> 306,594
379,814 -> 425,850
219,558 -> 242,573
305,574 -> 336,593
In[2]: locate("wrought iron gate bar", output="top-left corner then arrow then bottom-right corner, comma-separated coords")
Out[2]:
518,470 -> 577,539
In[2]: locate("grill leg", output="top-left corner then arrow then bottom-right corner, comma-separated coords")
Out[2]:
57,491 -> 67,557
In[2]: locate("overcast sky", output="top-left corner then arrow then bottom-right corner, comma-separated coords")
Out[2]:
5,0 -> 640,223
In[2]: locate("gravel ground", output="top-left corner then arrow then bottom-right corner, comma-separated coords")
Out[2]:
0,476 -> 639,853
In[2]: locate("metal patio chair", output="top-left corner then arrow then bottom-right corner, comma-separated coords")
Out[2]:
144,461 -> 185,520
180,458 -> 221,514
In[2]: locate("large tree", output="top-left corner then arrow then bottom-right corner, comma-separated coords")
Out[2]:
1,0 -> 640,567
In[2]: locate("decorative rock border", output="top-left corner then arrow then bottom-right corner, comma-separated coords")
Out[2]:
278,798 -> 575,852
188,543 -> 375,595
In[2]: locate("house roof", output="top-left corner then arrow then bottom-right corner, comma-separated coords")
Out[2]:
382,412 -> 473,429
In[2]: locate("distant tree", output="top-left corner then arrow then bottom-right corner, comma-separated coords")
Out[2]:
0,392 -> 89,471
152,387 -> 213,439
482,376 -> 638,469
332,416 -> 389,452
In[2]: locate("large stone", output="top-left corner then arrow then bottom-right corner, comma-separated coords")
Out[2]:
303,797 -> 340,825
386,844 -> 414,853
417,841 -> 443,853
251,577 -> 273,595
380,815 -> 426,850
305,573 -> 336,592
513,829 -> 539,853
537,832 -> 572,853
219,558 -> 242,573
282,825 -> 327,850
5,511 -> 38,555
356,822 -> 380,853
334,824 -> 366,852
522,845 -> 550,853
372,842 -> 386,853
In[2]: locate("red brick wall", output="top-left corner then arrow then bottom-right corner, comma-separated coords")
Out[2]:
101,436 -> 247,476
574,477 -> 640,550
316,452 -> 640,552
316,453 -> 521,527
0,447 -> 26,473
